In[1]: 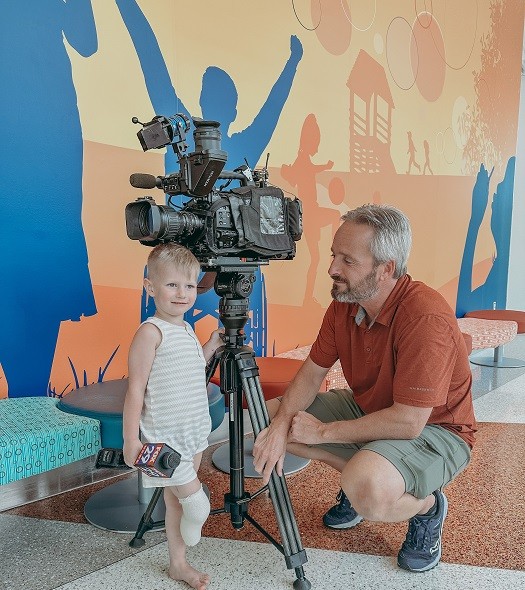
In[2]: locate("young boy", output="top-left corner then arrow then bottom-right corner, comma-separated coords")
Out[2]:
123,243 -> 223,590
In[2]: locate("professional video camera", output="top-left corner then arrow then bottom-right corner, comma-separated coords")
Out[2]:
125,113 -> 302,266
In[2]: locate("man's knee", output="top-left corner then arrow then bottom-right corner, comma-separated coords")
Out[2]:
341,450 -> 405,520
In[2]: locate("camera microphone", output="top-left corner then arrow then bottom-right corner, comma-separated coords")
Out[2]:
130,172 -> 183,195
130,173 -> 160,189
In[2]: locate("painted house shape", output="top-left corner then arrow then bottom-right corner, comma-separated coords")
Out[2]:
347,50 -> 396,174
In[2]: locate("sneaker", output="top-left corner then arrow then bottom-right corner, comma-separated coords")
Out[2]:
397,490 -> 449,572
322,489 -> 364,529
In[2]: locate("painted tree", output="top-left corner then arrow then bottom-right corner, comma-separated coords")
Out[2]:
461,0 -> 524,175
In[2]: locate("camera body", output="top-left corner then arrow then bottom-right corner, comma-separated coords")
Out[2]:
125,114 -> 302,265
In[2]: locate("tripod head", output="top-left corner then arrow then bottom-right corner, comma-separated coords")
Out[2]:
204,260 -> 265,407
207,260 -> 263,349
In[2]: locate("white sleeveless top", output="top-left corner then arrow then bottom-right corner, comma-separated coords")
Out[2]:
139,316 -> 212,487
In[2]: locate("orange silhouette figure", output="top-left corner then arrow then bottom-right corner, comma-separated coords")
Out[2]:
422,139 -> 433,175
406,131 -> 420,174
281,114 -> 340,305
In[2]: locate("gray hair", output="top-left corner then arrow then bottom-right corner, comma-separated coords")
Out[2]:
341,204 -> 411,278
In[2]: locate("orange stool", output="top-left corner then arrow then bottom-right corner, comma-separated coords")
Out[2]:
464,309 -> 525,367
210,357 -> 307,408
210,356 -> 311,477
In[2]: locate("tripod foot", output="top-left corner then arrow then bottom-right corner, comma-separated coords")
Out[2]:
129,537 -> 146,548
293,577 -> 312,590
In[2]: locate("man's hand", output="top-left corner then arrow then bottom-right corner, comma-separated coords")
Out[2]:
252,423 -> 288,485
253,358 -> 329,484
289,411 -> 325,445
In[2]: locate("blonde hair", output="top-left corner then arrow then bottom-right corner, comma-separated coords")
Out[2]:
146,243 -> 200,281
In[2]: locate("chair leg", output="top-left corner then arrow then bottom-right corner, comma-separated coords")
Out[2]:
470,343 -> 525,368
493,345 -> 502,364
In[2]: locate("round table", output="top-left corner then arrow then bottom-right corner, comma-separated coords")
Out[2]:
57,379 -> 224,533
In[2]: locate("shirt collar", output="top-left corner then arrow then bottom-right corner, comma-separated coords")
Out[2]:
355,306 -> 367,326
353,275 -> 412,327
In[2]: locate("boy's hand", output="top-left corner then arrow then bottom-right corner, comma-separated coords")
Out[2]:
123,439 -> 144,468
202,328 -> 225,363
209,328 -> 225,348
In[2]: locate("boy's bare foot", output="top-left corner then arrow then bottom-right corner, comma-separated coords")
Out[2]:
169,562 -> 210,590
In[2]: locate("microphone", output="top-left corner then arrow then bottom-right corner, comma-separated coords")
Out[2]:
134,442 -> 181,478
129,172 -> 182,195
129,173 -> 160,189
95,443 -> 181,478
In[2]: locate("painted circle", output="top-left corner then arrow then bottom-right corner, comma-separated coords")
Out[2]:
328,177 -> 345,205
415,0 -> 479,70
291,0 -> 320,31
411,13 -> 446,102
374,32 -> 384,55
311,0 -> 352,55
414,1 -> 433,28
386,17 -> 417,90
343,0 -> 377,32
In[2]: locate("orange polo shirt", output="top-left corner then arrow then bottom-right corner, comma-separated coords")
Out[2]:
310,275 -> 477,448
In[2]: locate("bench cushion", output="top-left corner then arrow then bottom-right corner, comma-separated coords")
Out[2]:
464,310 -> 525,333
457,318 -> 517,350
0,397 -> 101,485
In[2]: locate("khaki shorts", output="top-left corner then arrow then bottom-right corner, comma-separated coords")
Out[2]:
305,389 -> 471,499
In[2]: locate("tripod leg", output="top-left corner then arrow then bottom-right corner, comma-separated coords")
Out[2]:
129,487 -> 165,548
238,357 -> 311,589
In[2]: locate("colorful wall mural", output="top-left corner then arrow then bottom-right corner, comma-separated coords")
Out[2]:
0,0 -> 523,399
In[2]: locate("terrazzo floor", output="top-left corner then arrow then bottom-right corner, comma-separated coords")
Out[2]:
1,338 -> 525,590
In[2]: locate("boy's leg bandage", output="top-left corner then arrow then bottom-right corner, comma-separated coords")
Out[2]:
178,485 -> 210,546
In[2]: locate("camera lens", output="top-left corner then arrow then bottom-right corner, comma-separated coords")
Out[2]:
125,198 -> 204,242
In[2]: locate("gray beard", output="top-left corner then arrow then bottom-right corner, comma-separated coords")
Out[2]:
330,272 -> 379,304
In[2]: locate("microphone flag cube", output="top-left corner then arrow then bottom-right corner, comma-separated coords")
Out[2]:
134,442 -> 181,478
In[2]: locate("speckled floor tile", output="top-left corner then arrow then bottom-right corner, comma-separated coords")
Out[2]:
199,422 -> 525,571
0,513 -> 166,590
473,369 -> 525,422
50,537 -> 525,590
7,421 -> 525,572
470,336 -> 525,399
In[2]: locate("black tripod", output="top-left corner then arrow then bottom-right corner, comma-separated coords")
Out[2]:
129,264 -> 311,590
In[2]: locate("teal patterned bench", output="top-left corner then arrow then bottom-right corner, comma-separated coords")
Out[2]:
0,397 -> 102,485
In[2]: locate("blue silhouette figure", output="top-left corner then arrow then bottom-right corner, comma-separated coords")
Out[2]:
0,1 -> 98,398
116,0 -> 302,354
456,157 -> 515,318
